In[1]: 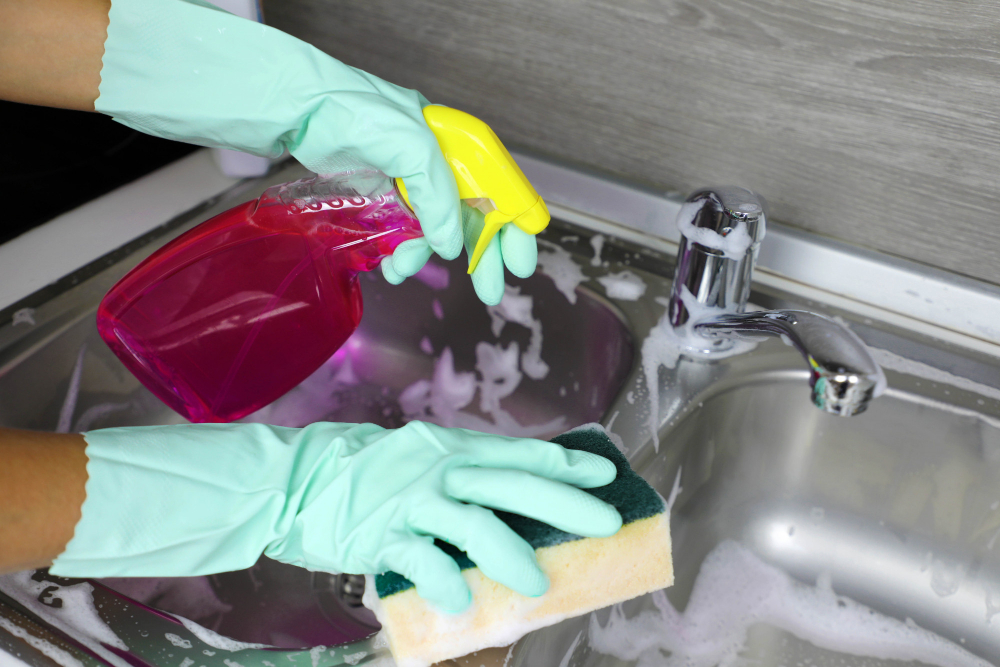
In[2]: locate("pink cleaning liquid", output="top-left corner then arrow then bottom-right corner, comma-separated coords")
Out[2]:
97,171 -> 422,423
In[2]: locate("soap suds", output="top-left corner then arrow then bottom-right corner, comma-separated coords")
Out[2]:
675,199 -> 756,261
597,271 -> 647,301
11,308 -> 35,327
399,344 -> 564,438
0,616 -> 83,667
487,286 -> 549,380
586,540 -> 990,667
537,241 -> 586,305
589,234 -> 605,266
476,342 -> 522,415
929,558 -> 965,598
0,573 -> 129,667
640,294 -> 755,451
0,650 -> 33,667
399,347 -> 477,428
172,616 -> 269,651
639,313 -> 681,453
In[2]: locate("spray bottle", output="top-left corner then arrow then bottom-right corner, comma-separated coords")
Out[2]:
96,107 -> 550,423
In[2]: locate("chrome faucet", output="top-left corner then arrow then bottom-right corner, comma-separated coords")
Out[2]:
668,187 -> 885,416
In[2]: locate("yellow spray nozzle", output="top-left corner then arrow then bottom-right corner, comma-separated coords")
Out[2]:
395,106 -> 550,274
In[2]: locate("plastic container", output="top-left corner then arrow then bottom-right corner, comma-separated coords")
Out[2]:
96,107 -> 550,423
97,170 -> 419,422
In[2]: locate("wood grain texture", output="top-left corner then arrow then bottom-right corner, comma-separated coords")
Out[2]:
263,0 -> 1000,286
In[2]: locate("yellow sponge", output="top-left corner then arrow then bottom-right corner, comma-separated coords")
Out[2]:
363,426 -> 673,667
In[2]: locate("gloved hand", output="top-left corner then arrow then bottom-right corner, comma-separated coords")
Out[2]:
51,421 -> 622,613
97,0 -> 464,289
382,204 -> 538,306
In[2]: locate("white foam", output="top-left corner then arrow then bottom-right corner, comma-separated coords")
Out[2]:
11,307 -> 35,327
172,615 -> 269,651
364,569 -> 579,667
166,633 -> 193,649
929,558 -> 965,598
589,234 -> 605,267
596,271 -> 647,301
0,573 -> 129,667
399,347 -> 477,428
675,200 -> 755,261
639,294 -> 756,451
537,241 -> 586,305
476,342 -> 523,415
0,616 -> 83,667
309,645 -> 327,667
639,312 -> 682,453
397,344 -> 563,438
487,286 -> 549,381
342,651 -> 368,665
587,540 -> 991,667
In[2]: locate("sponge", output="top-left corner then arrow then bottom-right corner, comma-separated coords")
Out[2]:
362,425 -> 673,667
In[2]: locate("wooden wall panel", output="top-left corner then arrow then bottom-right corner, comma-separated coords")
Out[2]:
263,0 -> 1000,286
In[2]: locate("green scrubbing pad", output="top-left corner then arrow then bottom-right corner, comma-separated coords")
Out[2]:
364,425 -> 674,667
375,426 -> 664,597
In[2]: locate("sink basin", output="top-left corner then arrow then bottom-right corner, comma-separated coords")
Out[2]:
512,331 -> 1000,665
0,159 -> 635,666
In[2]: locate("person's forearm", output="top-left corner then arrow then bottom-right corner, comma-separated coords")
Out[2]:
0,0 -> 109,111
0,428 -> 88,574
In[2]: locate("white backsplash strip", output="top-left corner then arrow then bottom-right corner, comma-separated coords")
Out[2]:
0,150 -> 237,312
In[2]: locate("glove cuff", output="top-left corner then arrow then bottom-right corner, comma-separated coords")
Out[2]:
51,422 -> 350,577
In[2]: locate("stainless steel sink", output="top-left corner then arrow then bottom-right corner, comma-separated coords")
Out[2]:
509,270 -> 1000,665
3,157 -> 1000,667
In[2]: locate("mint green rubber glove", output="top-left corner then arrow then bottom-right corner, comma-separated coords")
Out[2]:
51,422 -> 621,613
382,205 -> 538,306
98,0 -> 463,271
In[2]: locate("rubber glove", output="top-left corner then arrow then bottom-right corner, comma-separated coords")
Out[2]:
97,0 -> 462,278
382,204 -> 539,306
51,421 -> 622,613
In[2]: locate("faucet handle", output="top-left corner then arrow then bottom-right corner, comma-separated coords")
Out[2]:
669,187 -> 768,332
675,186 -> 767,260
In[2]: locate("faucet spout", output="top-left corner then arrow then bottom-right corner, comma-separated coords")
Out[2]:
694,310 -> 886,415
667,186 -> 885,416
